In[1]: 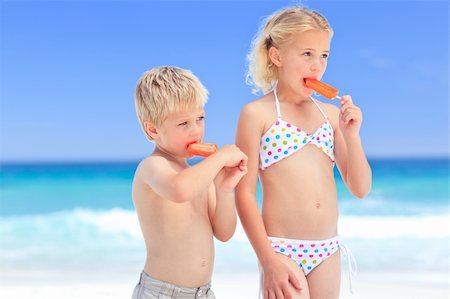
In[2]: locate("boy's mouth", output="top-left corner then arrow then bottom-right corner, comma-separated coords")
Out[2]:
186,140 -> 200,149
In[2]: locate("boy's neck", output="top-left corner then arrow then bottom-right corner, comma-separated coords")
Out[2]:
153,145 -> 188,166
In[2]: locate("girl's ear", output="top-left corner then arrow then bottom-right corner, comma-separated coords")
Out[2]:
268,46 -> 282,67
144,122 -> 159,140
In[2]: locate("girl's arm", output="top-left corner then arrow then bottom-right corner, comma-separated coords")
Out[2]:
333,95 -> 372,198
235,103 -> 302,297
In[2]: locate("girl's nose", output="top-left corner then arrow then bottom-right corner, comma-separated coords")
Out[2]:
310,62 -> 320,73
310,57 -> 323,73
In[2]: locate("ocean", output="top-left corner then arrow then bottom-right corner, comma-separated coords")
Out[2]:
0,158 -> 448,284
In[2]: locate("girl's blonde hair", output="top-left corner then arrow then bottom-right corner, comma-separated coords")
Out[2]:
246,6 -> 333,94
135,66 -> 208,140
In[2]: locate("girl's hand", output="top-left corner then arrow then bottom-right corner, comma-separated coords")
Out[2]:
263,258 -> 302,299
339,95 -> 362,139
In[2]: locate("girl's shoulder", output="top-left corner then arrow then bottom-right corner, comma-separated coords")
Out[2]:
312,99 -> 339,115
314,99 -> 340,127
241,93 -> 275,117
238,94 -> 277,135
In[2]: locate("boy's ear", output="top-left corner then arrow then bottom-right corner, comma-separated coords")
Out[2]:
144,122 -> 159,140
268,47 -> 282,67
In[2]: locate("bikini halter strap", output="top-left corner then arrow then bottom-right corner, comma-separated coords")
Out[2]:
273,88 -> 282,119
310,97 -> 329,120
274,88 -> 328,121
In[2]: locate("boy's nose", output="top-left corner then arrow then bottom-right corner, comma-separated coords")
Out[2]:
190,124 -> 202,136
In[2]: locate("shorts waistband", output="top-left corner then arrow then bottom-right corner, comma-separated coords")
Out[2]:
139,271 -> 212,297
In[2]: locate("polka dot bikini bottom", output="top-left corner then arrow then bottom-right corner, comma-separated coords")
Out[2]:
268,235 -> 340,275
267,235 -> 357,293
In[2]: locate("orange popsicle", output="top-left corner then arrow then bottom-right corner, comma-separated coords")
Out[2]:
187,143 -> 218,157
305,78 -> 340,100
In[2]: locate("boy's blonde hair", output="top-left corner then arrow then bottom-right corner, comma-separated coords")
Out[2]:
135,66 -> 208,140
246,6 -> 333,94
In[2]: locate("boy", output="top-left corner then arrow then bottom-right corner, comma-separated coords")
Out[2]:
132,66 -> 247,299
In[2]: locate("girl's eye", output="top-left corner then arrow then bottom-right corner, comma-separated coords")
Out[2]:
178,121 -> 188,126
321,53 -> 329,59
197,116 -> 205,121
303,51 -> 312,57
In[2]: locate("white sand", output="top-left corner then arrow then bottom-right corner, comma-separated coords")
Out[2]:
1,271 -> 448,299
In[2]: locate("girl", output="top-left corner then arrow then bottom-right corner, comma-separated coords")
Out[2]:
235,7 -> 372,299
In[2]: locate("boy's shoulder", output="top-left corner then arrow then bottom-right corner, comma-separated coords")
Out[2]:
135,154 -> 172,179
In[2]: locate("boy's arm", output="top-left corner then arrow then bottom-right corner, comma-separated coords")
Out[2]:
139,154 -> 224,203
208,147 -> 248,241
140,146 -> 247,204
207,184 -> 237,242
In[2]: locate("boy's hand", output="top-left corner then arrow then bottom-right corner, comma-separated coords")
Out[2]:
214,145 -> 248,192
214,162 -> 248,193
217,145 -> 248,169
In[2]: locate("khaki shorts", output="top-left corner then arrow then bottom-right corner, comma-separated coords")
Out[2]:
132,271 -> 216,299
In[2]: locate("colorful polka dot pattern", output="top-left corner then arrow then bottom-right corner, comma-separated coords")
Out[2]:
259,118 -> 334,169
268,236 -> 340,276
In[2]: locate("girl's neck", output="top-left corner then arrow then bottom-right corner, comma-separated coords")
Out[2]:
275,83 -> 310,105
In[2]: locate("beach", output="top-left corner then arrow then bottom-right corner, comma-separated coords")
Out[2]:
1,275 -> 449,299
1,159 -> 449,298
1,246 -> 448,299
1,219 -> 448,299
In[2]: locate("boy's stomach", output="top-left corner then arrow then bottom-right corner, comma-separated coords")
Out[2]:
143,219 -> 215,288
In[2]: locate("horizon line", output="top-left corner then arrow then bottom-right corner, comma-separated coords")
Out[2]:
1,155 -> 449,166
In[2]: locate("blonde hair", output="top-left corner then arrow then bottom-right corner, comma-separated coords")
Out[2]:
246,6 -> 333,94
135,66 -> 208,140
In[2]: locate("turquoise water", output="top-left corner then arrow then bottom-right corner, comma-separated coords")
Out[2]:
0,162 -> 134,215
1,158 -> 448,216
0,158 -> 449,275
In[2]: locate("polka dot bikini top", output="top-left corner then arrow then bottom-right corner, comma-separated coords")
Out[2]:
259,89 -> 335,170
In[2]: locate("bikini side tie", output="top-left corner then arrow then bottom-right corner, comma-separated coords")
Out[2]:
340,242 -> 358,294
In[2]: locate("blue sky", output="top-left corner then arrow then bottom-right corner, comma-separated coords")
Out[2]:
1,0 -> 448,162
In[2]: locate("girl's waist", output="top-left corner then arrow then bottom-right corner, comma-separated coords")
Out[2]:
262,202 -> 339,240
